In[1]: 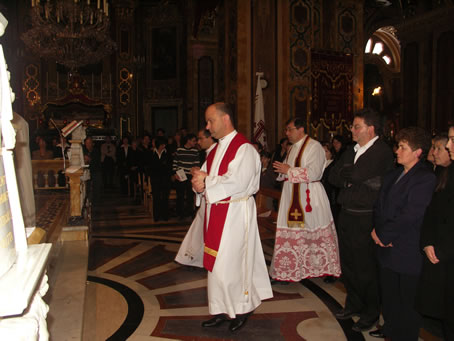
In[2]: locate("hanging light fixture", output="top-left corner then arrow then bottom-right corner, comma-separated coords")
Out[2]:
21,0 -> 116,70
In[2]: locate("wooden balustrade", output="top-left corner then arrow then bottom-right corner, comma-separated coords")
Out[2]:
31,159 -> 67,189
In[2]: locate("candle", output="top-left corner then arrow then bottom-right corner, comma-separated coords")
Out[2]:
97,0 -> 100,9
105,3 -> 108,16
87,0 -> 90,4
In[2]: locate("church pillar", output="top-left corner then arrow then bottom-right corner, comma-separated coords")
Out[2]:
236,0 -> 252,136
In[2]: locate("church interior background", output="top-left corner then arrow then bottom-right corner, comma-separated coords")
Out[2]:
0,0 -> 453,340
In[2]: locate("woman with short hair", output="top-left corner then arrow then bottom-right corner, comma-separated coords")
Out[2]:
371,127 -> 437,340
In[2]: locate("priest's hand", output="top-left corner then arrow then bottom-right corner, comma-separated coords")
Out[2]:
273,161 -> 290,174
192,169 -> 207,193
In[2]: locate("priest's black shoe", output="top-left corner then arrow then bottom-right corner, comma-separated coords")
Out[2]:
229,312 -> 252,332
335,308 -> 360,320
201,314 -> 228,328
369,328 -> 386,338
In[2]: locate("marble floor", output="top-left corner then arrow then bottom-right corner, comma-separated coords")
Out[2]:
81,188 -> 443,341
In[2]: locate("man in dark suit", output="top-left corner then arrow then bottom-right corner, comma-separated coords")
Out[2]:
329,108 -> 394,332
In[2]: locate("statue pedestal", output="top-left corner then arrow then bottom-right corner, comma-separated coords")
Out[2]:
0,244 -> 52,340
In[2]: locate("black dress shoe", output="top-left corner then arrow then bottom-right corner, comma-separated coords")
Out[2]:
335,308 -> 360,320
323,276 -> 337,283
351,318 -> 378,332
229,315 -> 249,332
369,328 -> 386,338
201,314 -> 228,328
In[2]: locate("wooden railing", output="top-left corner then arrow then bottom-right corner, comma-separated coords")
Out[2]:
31,159 -> 67,190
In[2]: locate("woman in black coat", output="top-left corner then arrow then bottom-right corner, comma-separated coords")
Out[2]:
416,125 -> 454,340
372,127 -> 436,340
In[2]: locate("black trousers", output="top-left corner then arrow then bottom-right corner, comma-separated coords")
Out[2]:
175,179 -> 194,217
152,180 -> 170,221
337,209 -> 380,322
380,267 -> 421,340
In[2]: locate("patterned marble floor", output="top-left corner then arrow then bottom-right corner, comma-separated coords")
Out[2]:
82,189 -> 442,341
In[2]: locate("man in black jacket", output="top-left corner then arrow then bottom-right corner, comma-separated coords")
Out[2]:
329,108 -> 394,332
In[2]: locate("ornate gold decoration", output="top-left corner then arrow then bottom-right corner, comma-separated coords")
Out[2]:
23,64 -> 40,106
21,0 -> 116,70
118,67 -> 131,106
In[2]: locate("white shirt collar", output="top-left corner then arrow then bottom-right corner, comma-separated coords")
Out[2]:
354,136 -> 379,163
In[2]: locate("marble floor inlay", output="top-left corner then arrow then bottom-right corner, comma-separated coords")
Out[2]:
82,189 -> 442,341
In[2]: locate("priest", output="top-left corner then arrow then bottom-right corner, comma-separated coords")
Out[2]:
269,117 -> 341,282
191,102 -> 273,332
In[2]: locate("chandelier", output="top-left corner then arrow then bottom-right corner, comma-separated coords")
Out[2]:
21,0 -> 116,70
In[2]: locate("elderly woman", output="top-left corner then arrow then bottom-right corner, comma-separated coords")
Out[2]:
416,125 -> 454,340
371,127 -> 436,340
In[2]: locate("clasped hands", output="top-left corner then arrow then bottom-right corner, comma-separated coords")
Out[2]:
191,167 -> 207,193
371,228 -> 393,248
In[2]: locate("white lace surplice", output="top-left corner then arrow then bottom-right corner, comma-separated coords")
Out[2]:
269,137 -> 341,281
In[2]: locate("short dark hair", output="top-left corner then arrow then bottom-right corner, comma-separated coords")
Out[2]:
213,102 -> 235,127
433,133 -> 448,144
182,133 -> 197,146
396,126 -> 432,159
286,117 -> 306,131
354,108 -> 382,136
155,136 -> 167,148
199,128 -> 211,138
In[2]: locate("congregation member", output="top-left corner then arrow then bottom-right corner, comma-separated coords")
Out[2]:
117,136 -> 131,195
150,136 -> 172,222
127,139 -> 141,198
272,137 -> 289,163
100,135 -> 116,188
175,128 -> 216,267
416,125 -> 454,341
83,136 -> 102,204
329,108 -> 394,332
191,102 -> 273,332
32,138 -> 53,160
269,117 -> 341,283
432,133 -> 452,176
196,128 -> 216,164
172,133 -> 200,219
371,127 -> 436,340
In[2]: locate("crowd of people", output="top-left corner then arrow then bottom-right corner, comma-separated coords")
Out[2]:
31,108 -> 454,339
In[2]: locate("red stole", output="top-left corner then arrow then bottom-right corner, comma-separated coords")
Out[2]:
203,133 -> 249,271
287,136 -> 311,228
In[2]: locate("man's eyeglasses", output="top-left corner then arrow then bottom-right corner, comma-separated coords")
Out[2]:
284,127 -> 298,132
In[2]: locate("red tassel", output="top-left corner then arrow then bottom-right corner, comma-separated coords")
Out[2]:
305,185 -> 312,212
